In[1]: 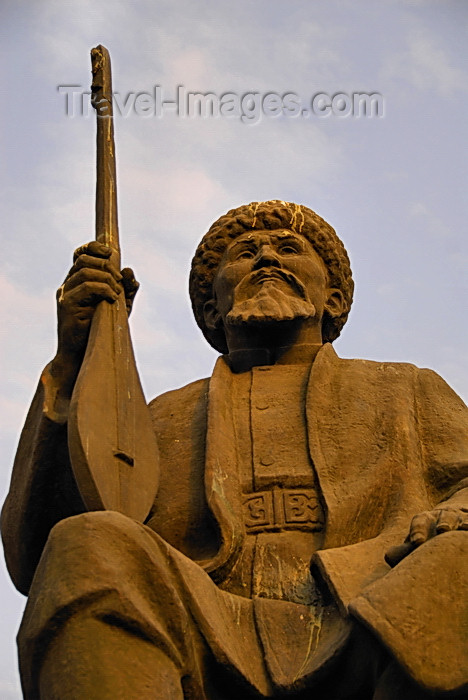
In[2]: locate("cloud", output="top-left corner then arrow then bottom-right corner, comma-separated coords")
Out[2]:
408,201 -> 452,240
118,159 -> 232,247
1,6 -> 467,698
383,28 -> 467,96
0,680 -> 22,700
0,276 -> 55,439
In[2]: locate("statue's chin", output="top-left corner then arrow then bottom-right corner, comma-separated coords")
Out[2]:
226,287 -> 316,327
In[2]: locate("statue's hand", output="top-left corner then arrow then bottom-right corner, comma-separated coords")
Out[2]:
385,505 -> 468,567
50,241 -> 139,391
120,266 -> 140,317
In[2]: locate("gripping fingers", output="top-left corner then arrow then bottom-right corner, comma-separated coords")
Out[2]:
461,508 -> 468,530
68,281 -> 119,308
121,267 -> 139,296
387,506 -> 468,568
70,253 -> 122,284
73,241 -> 112,262
409,511 -> 436,546
64,267 -> 122,297
410,508 -> 465,548
435,508 -> 463,533
121,267 -> 139,315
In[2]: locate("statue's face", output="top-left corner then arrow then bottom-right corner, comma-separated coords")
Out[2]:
208,229 -> 331,333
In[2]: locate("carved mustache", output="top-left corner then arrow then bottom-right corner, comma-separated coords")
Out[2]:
245,268 -> 307,299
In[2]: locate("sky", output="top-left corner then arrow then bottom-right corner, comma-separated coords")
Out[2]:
1,0 -> 467,696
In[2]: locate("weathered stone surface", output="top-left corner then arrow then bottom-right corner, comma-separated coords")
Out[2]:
2,200 -> 468,699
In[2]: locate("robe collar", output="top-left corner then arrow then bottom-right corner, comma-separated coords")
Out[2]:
201,343 -> 339,581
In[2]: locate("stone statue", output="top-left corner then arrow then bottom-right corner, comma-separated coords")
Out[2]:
2,200 -> 467,700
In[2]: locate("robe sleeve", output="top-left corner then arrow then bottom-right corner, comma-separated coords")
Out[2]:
1,363 -> 86,595
313,365 -> 468,610
416,367 -> 468,509
349,368 -> 468,693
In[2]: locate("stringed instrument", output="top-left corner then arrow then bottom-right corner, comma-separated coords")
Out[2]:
68,45 -> 159,522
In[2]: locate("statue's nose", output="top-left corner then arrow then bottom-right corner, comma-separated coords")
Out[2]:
253,244 -> 281,269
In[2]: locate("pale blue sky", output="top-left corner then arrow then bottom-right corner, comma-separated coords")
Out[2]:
1,1 -> 467,696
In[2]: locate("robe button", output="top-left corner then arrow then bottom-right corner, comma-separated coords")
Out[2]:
260,455 -> 274,466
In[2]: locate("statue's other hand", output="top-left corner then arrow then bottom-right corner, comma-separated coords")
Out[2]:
385,506 -> 468,568
51,241 -> 138,390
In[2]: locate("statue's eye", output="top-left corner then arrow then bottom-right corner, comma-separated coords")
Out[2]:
236,250 -> 255,260
279,245 -> 300,255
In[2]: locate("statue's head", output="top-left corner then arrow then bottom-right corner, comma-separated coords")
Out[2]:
189,201 -> 354,354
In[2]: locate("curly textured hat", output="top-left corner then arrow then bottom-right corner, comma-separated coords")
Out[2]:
189,200 -> 354,353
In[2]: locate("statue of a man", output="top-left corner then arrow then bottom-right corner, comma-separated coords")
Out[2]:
2,201 -> 468,699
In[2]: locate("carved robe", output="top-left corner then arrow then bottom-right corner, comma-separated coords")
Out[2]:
146,344 -> 468,692
2,344 -> 468,696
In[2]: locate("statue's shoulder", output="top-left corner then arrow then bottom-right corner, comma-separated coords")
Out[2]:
340,355 -> 421,376
324,344 -> 422,379
334,351 -> 465,406
148,376 -> 210,423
